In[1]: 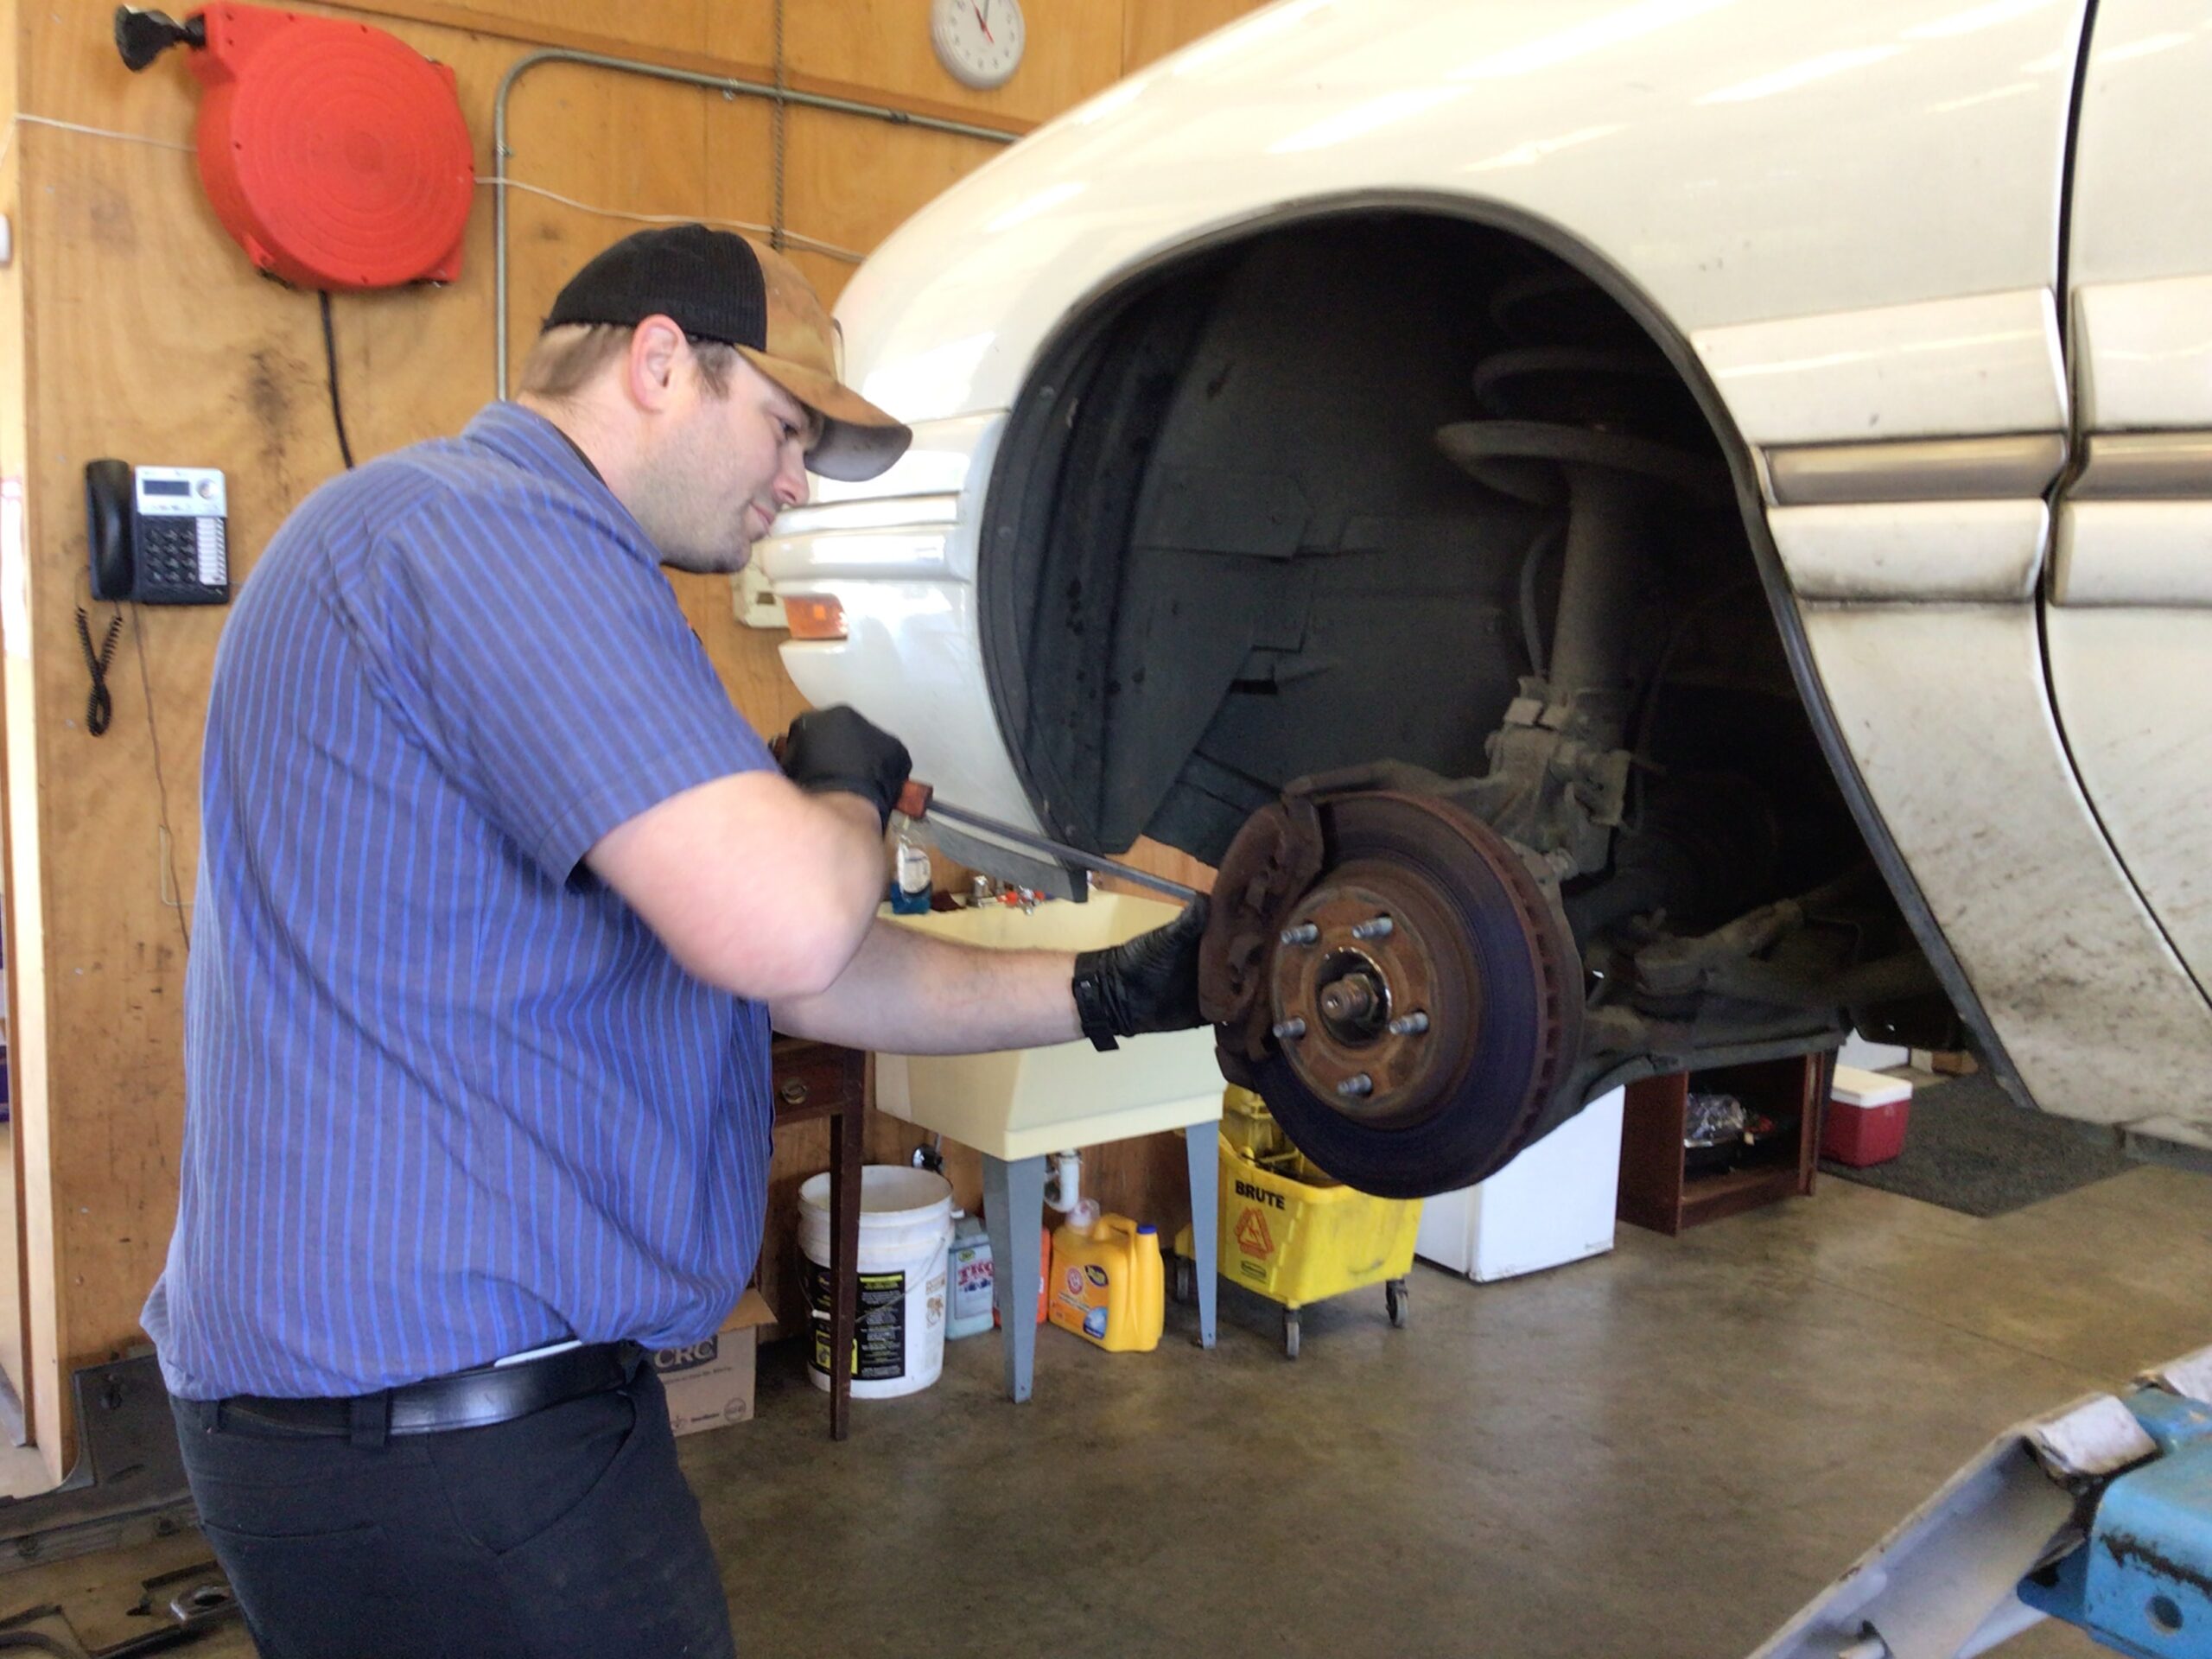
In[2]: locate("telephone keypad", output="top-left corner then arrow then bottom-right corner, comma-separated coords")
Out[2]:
136,517 -> 226,601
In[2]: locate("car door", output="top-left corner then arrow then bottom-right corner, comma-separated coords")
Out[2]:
2045,0 -> 2212,1150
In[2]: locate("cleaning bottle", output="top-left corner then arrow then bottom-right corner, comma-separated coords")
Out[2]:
890,835 -> 933,915
1048,1207 -> 1165,1353
1136,1224 -> 1164,1338
947,1211 -> 994,1339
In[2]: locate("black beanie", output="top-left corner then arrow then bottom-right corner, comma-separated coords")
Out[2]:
542,225 -> 769,349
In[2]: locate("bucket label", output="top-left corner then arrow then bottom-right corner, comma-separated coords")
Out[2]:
807,1262 -> 910,1382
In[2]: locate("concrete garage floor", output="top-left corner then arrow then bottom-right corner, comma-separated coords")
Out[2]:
9,1161 -> 2208,1657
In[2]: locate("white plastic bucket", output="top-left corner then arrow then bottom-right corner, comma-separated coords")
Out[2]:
798,1166 -> 953,1400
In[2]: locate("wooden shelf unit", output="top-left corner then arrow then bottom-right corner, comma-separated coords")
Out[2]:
1616,1053 -> 1832,1236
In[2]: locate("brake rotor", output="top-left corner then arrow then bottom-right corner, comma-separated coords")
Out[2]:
1201,786 -> 1584,1198
1264,868 -> 1477,1128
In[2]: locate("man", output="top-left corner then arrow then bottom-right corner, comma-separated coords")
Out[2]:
144,225 -> 1208,1659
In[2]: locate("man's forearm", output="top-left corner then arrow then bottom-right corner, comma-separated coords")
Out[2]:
770,918 -> 1084,1053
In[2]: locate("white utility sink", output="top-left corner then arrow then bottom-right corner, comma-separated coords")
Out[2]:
874,893 -> 1224,1161
874,892 -> 1226,1397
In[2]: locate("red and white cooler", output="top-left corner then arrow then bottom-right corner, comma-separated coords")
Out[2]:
1822,1064 -> 1914,1167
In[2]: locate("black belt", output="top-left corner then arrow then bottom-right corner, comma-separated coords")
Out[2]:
214,1341 -> 643,1439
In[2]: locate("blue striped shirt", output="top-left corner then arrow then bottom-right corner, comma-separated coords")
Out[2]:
143,402 -> 778,1401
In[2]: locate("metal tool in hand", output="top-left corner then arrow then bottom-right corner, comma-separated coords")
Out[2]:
892,779 -> 1200,904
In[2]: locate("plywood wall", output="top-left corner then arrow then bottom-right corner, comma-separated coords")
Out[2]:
3,0 -> 1262,1457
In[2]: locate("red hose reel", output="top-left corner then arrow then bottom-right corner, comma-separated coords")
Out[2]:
121,4 -> 474,290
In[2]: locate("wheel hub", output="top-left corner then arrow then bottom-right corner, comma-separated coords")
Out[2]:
1198,782 -> 1585,1197
1265,873 -> 1478,1127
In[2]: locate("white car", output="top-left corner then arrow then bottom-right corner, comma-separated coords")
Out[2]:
759,0 -> 2212,1196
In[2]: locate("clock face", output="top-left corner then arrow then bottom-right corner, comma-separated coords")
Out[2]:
930,0 -> 1026,92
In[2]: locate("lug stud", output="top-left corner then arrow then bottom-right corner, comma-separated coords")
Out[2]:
1336,1073 -> 1373,1098
1280,923 -> 1319,945
1388,1011 -> 1429,1036
1350,916 -> 1395,940
1271,1018 -> 1307,1041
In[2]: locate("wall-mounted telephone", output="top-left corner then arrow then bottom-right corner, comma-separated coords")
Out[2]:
86,458 -> 230,606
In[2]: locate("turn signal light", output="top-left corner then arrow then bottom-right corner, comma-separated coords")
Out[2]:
784,594 -> 847,641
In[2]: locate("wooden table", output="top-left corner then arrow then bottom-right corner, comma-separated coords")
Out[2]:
768,1036 -> 865,1440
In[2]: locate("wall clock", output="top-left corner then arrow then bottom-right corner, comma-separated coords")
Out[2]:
931,0 -> 1026,91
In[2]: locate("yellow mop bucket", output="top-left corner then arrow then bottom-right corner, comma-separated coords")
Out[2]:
1175,1088 -> 1421,1357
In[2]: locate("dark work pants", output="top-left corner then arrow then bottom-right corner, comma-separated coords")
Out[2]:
171,1358 -> 736,1659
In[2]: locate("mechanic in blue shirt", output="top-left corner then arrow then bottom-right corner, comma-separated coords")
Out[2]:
144,225 -> 1208,1659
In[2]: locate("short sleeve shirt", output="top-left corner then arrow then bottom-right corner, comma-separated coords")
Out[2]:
143,402 -> 778,1401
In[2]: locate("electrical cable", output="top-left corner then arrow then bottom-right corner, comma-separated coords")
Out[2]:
3,111 -> 196,159
480,177 -> 866,263
2,114 -> 870,264
75,605 -> 121,736
129,606 -> 193,955
319,289 -> 356,470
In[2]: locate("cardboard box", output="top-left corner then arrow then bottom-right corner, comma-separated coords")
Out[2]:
1910,1047 -> 1980,1077
653,1289 -> 775,1438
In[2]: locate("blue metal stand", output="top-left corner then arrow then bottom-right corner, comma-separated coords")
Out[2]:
981,1153 -> 1046,1403
2018,1383 -> 2212,1658
1753,1343 -> 2212,1659
1185,1125 -> 1217,1349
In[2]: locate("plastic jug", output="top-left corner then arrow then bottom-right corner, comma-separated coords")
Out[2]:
947,1212 -> 994,1339
1048,1212 -> 1164,1353
950,1211 -> 1048,1337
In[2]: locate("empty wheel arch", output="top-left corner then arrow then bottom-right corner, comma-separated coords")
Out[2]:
974,200 -> 2023,1191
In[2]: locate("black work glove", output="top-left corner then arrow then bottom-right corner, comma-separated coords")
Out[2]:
777,706 -> 912,831
1070,896 -> 1211,1052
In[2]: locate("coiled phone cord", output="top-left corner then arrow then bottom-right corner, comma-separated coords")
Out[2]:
77,605 -> 121,737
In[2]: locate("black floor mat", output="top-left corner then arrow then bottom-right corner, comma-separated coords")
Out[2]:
1820,1071 -> 2139,1217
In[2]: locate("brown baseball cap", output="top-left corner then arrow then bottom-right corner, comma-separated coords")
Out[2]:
543,224 -> 912,482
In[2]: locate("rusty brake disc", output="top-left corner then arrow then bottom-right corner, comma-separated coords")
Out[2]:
1200,786 -> 1583,1198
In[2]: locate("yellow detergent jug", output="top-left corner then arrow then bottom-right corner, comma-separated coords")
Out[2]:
1047,1210 -> 1164,1352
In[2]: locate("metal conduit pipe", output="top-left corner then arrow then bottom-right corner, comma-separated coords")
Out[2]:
491,48 -> 1019,397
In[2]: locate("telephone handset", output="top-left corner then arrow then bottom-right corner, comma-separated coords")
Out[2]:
86,458 -> 230,606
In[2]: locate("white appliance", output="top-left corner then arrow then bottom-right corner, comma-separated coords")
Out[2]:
1840,1032 -> 1910,1072
1414,1087 -> 1624,1283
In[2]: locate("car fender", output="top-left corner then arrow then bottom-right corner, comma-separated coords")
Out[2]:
782,0 -> 2212,1133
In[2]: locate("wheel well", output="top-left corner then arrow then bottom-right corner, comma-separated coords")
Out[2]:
982,210 -> 1819,864
976,200 -> 2013,1084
